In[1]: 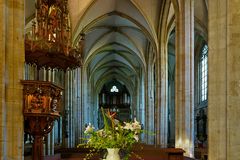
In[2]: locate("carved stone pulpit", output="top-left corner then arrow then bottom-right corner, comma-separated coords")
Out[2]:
21,80 -> 63,160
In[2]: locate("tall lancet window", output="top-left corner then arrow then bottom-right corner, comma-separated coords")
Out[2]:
199,44 -> 208,102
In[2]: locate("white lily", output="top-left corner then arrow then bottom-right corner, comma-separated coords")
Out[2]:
133,134 -> 139,142
123,122 -> 134,131
84,123 -> 95,134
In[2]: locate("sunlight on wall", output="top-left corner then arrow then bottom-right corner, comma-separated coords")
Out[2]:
176,138 -> 194,157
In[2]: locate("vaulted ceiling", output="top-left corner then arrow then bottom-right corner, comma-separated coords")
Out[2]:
69,0 -> 161,93
25,0 -> 208,94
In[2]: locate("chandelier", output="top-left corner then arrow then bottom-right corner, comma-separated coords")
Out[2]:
25,0 -> 83,70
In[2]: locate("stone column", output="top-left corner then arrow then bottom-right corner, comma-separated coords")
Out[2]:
46,130 -> 54,155
63,70 -> 70,147
145,44 -> 155,144
208,0 -> 240,159
69,70 -> 74,147
0,0 -> 25,159
174,0 -> 194,157
156,0 -> 171,148
76,67 -> 83,144
139,70 -> 145,129
82,66 -> 90,130
0,1 -> 7,157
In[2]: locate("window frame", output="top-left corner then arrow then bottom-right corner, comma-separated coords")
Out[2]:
198,43 -> 208,107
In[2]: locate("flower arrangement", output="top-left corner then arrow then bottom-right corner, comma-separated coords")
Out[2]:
78,108 -> 143,160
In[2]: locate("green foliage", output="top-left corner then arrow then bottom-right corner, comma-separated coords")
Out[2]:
77,108 -> 143,159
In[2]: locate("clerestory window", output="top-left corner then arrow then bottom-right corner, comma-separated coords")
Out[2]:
199,44 -> 208,103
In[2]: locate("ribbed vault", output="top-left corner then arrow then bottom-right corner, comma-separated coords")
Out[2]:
23,0 -> 209,152
72,0 -> 157,101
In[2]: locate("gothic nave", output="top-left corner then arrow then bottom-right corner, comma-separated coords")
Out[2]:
0,0 -> 240,160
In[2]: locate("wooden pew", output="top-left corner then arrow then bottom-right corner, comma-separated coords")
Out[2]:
131,144 -> 185,160
56,144 -> 186,160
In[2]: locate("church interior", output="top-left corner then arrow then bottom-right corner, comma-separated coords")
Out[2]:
0,0 -> 240,160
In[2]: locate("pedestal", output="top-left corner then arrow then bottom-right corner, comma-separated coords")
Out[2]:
21,80 -> 63,160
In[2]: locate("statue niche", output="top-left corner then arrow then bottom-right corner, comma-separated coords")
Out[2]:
196,109 -> 207,143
